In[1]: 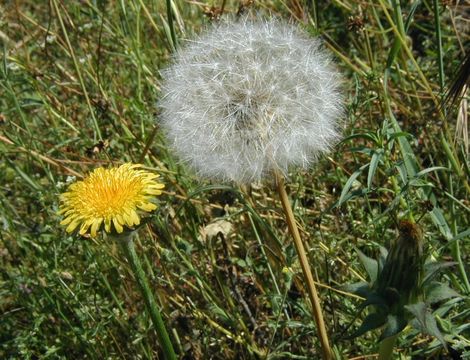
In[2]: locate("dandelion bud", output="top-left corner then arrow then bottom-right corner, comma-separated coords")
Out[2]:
158,18 -> 343,183
376,220 -> 424,307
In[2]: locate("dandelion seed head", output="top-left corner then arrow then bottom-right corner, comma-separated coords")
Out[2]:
158,18 -> 343,183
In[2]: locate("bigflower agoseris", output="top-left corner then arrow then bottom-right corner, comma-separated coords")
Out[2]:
58,163 -> 164,237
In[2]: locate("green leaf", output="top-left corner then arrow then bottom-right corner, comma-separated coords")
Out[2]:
425,282 -> 460,304
282,320 -> 305,329
375,192 -> 403,220
342,282 -> 371,297
339,164 -> 368,205
395,161 -> 408,183
406,302 -> 447,348
433,297 -> 462,318
429,207 -> 453,240
423,261 -> 456,285
367,149 -> 383,189
207,303 -> 233,325
363,293 -> 388,308
387,131 -> 412,141
384,0 -> 420,69
340,132 -> 378,145
440,229 -> 470,251
380,314 -> 408,340
451,229 -> 470,242
6,159 -> 42,191
415,166 -> 449,178
403,0 -> 421,32
378,246 -> 388,273
386,112 -> 452,239
336,188 -> 369,206
348,147 -> 375,155
356,248 -> 379,283
348,312 -> 386,339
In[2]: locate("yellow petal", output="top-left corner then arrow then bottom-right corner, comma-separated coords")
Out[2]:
128,210 -> 140,226
113,218 -> 123,233
79,221 -> 91,235
147,189 -> 163,195
104,218 -> 111,233
115,213 -> 125,224
90,218 -> 102,237
138,202 -> 157,212
60,217 -> 73,226
66,219 -> 81,233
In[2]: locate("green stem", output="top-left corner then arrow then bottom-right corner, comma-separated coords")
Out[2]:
118,233 -> 177,360
432,0 -> 445,94
166,0 -> 178,51
378,334 -> 398,360
452,239 -> 470,293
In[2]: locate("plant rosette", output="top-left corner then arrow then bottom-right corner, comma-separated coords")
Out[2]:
344,221 -> 460,351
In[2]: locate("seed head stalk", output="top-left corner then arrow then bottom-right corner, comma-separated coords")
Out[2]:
275,172 -> 332,360
158,19 -> 343,358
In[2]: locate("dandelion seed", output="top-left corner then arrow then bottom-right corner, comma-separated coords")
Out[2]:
46,34 -> 56,44
158,18 -> 343,183
58,163 -> 164,237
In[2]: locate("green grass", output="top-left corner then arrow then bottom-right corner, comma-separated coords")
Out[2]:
1,0 -> 469,358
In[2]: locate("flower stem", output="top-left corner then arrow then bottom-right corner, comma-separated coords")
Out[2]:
275,173 -> 332,360
378,334 -> 398,360
119,233 -> 177,360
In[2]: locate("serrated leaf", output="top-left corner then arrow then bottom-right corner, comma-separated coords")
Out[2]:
406,302 -> 447,348
423,261 -> 457,285
380,314 -> 408,340
425,282 -> 460,304
342,281 -> 371,297
348,312 -> 386,339
433,297 -> 462,318
363,293 -> 388,308
356,249 -> 379,283
378,246 -> 388,272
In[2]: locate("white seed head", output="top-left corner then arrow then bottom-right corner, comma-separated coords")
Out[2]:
158,18 -> 343,183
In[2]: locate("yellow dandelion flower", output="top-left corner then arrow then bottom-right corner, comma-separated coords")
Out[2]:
58,163 -> 164,237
